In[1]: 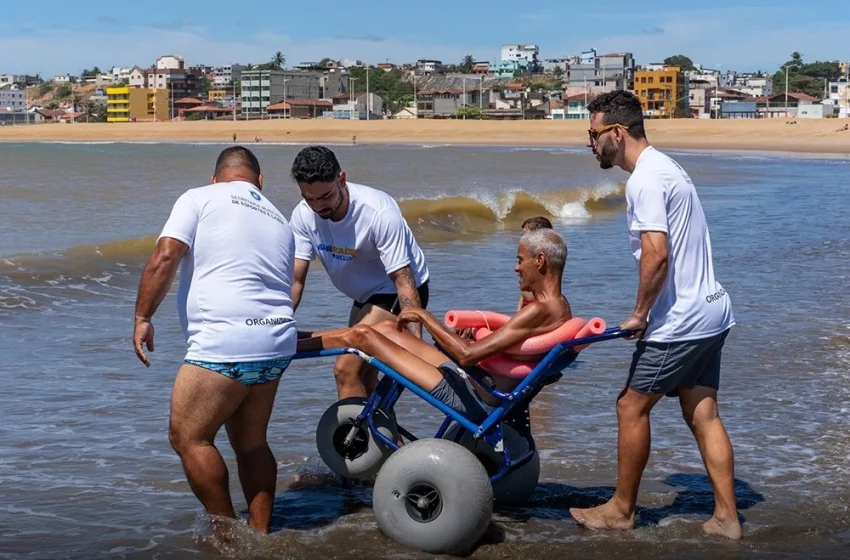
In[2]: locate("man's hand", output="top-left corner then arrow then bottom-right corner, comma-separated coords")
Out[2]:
620,314 -> 647,340
133,319 -> 155,366
396,307 -> 424,334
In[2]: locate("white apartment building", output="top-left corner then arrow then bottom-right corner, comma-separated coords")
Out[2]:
501,44 -> 539,66
827,78 -> 849,117
0,74 -> 27,87
213,64 -> 242,87
156,55 -> 184,70
111,67 -> 132,82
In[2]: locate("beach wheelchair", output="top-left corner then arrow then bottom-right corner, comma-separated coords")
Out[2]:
291,321 -> 630,555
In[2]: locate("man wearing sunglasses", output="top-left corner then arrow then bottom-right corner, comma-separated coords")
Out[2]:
288,146 -> 430,402
571,90 -> 740,540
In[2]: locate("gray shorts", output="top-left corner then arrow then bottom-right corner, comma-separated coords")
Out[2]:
626,329 -> 731,396
429,362 -> 495,422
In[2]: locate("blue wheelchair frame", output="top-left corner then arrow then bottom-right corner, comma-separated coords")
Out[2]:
292,327 -> 630,485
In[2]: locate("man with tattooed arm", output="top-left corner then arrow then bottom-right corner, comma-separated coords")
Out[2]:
288,146 -> 431,400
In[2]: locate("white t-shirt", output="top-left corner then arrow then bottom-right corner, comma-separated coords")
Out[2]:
626,146 -> 735,343
290,182 -> 429,303
158,180 -> 298,362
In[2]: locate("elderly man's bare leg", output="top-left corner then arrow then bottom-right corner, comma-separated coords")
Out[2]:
169,364 -> 249,521
225,379 -> 281,533
333,303 -> 397,399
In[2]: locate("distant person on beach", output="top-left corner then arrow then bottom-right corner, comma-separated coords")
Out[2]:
232,133 -> 237,143
132,146 -> 297,534
572,90 -> 740,540
352,135 -> 357,145
288,145 -> 430,401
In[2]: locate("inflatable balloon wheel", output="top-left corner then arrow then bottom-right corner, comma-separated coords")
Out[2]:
315,397 -> 398,479
373,438 -> 493,555
444,423 -> 540,507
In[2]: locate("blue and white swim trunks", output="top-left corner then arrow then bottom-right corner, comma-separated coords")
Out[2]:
184,357 -> 292,386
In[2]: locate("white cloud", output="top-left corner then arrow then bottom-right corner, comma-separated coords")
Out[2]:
1,27 -> 493,76
563,12 -> 848,71
3,11 -> 847,76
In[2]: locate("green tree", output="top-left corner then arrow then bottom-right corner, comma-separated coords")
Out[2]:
347,66 -> 414,115
772,52 -> 841,99
199,76 -> 212,96
553,66 -> 564,78
663,55 -> 695,71
270,51 -> 286,70
459,55 -> 475,73
38,82 -> 53,96
455,105 -> 488,119
318,57 -> 332,67
55,84 -> 72,99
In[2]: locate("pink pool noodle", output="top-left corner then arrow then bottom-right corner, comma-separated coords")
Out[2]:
474,316 -> 608,379
444,310 -> 511,330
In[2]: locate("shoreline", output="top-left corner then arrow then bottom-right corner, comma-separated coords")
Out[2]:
1,119 -> 848,156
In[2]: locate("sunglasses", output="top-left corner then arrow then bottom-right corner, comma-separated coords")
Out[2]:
588,123 -> 629,143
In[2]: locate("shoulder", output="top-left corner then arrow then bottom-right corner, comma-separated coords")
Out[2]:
628,148 -> 679,194
350,182 -> 397,211
290,200 -> 314,224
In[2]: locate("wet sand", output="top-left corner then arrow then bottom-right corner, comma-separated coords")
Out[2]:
1,118 -> 849,154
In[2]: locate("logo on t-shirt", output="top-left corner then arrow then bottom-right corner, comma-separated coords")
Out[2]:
317,243 -> 357,262
250,191 -> 261,201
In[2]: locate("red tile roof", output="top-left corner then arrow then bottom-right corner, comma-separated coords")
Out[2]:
184,105 -> 232,112
174,97 -> 203,104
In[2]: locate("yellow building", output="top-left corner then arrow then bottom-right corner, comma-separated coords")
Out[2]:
208,89 -> 230,103
106,86 -> 169,122
632,66 -> 688,118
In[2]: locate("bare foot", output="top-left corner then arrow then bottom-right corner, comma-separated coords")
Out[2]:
570,501 -> 634,531
702,516 -> 742,540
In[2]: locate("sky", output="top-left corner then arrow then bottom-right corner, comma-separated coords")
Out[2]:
1,1 -> 848,76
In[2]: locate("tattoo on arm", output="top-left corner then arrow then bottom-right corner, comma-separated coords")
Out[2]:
392,267 -> 422,336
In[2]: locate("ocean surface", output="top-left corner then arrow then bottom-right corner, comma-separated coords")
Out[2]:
1,141 -> 849,559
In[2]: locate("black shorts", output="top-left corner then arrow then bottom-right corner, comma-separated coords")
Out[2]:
351,280 -> 430,316
625,328 -> 731,397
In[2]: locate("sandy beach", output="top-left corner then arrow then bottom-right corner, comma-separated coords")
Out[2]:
1,118 -> 849,154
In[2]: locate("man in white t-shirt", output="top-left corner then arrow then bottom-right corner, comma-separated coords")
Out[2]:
569,91 -> 741,540
289,146 -> 430,401
132,147 -> 297,534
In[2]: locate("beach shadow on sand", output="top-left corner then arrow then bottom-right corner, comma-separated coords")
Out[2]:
495,472 -> 766,528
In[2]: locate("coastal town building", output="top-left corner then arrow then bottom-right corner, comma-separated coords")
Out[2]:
0,74 -> 28,88
633,64 -> 689,118
416,60 -> 443,75
564,49 -> 635,93
106,86 -> 168,122
501,44 -> 539,69
240,69 -> 324,118
213,64 -> 242,87
0,89 -> 26,112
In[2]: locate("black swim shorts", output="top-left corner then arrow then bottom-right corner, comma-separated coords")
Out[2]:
351,280 -> 430,316
625,328 -> 731,396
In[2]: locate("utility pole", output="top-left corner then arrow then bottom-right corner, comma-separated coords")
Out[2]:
462,77 -> 466,119
366,65 -> 370,120
479,74 -> 483,110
